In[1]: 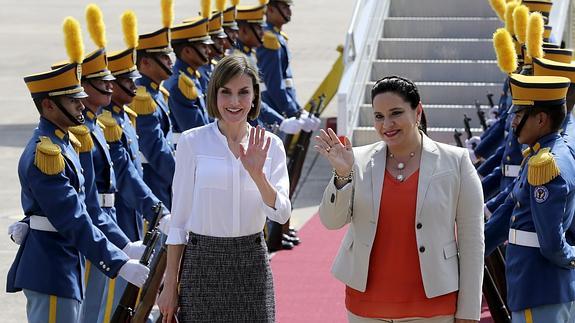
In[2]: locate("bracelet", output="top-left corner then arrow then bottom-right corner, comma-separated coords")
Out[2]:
333,168 -> 353,182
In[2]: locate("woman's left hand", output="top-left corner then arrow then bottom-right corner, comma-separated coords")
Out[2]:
455,319 -> 479,323
240,126 -> 271,179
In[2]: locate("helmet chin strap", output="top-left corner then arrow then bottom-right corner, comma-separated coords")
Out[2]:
151,55 -> 173,77
54,98 -> 83,126
115,80 -> 136,98
275,5 -> 290,23
210,43 -> 224,57
513,112 -> 529,138
190,44 -> 209,65
248,24 -> 263,46
87,79 -> 113,96
224,31 -> 237,48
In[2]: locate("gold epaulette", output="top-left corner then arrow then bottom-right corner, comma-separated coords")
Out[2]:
97,111 -> 123,143
130,86 -> 157,115
34,136 -> 65,175
528,147 -> 560,186
68,125 -> 94,153
262,31 -> 280,50
160,84 -> 170,103
178,72 -> 198,100
68,132 -> 82,154
124,106 -> 138,128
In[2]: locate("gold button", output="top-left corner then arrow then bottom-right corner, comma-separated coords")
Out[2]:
506,156 -> 511,161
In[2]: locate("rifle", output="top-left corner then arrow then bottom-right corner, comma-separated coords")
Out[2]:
475,100 -> 488,131
453,129 -> 463,147
131,244 -> 167,323
483,265 -> 511,323
487,92 -> 495,108
111,203 -> 163,323
463,114 -> 473,139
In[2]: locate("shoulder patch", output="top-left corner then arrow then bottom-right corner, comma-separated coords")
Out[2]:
130,86 -> 157,115
262,31 -> 280,50
34,136 -> 65,175
178,72 -> 198,100
68,125 -> 94,153
97,111 -> 123,143
533,185 -> 549,203
124,106 -> 138,128
528,147 -> 560,186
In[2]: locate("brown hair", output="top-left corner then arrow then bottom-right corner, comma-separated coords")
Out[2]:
206,54 -> 261,120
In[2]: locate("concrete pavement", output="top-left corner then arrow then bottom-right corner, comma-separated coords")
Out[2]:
0,0 -> 353,321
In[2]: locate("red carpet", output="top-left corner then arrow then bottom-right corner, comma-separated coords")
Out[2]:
272,213 -> 495,322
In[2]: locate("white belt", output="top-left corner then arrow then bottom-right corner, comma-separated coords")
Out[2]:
30,215 -> 57,232
172,132 -> 182,145
502,165 -> 521,178
98,193 -> 115,208
283,78 -> 294,88
140,152 -> 149,164
508,229 -> 540,248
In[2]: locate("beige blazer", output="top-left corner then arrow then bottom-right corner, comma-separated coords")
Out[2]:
319,134 -> 484,320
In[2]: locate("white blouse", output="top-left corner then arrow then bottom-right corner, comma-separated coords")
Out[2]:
166,122 -> 291,244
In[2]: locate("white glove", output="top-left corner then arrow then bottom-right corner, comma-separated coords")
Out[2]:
118,259 -> 150,288
486,118 -> 497,127
8,222 -> 29,245
122,241 -> 146,260
484,204 -> 493,221
279,117 -> 304,134
465,136 -> 481,151
309,115 -> 321,131
158,214 -> 171,235
467,147 -> 478,164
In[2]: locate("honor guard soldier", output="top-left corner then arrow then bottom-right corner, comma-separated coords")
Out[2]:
130,0 -> 176,207
222,0 -> 240,52
234,0 -> 303,135
6,17 -> 148,323
197,0 -> 229,92
485,74 -> 575,321
163,0 -> 213,134
99,11 -> 172,321
50,6 -> 147,323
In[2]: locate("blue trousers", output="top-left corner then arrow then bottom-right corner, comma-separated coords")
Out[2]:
24,289 -> 81,323
512,301 -> 575,323
80,261 -> 108,323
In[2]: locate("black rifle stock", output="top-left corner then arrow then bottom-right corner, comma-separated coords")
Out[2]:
453,129 -> 463,147
132,245 -> 167,323
483,265 -> 511,323
487,92 -> 495,108
111,203 -> 163,323
463,114 -> 473,139
475,100 -> 488,131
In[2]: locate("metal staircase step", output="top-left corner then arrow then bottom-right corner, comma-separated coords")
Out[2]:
372,59 -> 502,83
353,126 -> 483,146
389,0 -> 496,17
358,104 -> 492,128
384,17 -> 502,39
378,38 -> 496,60
364,81 -> 504,105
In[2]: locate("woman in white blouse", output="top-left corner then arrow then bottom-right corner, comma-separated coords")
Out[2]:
157,54 -> 291,322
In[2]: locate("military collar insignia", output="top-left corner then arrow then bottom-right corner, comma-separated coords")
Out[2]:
86,110 -> 96,120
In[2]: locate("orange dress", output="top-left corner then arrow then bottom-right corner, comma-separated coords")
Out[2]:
346,170 -> 457,318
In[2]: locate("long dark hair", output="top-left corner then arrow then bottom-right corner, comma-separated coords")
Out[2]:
371,76 -> 427,134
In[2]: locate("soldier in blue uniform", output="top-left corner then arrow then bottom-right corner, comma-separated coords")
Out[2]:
130,0 -> 176,208
485,74 -> 575,321
222,0 -> 240,53
234,1 -> 304,135
6,17 -> 149,322
163,2 -> 213,135
98,11 -> 171,321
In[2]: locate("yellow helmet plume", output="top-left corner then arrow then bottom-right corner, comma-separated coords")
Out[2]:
513,5 -> 529,44
504,1 -> 519,35
161,0 -> 174,28
259,0 -> 267,5
201,0 -> 211,19
63,17 -> 84,64
216,0 -> 226,12
526,12 -> 544,59
231,0 -> 240,7
86,4 -> 106,49
489,0 -> 506,21
493,28 -> 518,74
121,10 -> 139,49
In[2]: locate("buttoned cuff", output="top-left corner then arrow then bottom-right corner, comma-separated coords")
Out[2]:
263,192 -> 291,224
166,227 -> 188,245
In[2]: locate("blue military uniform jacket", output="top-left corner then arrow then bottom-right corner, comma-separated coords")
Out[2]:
474,81 -> 512,159
256,23 -> 300,118
163,59 -> 210,133
7,118 -> 129,301
198,60 -> 216,94
485,132 -> 575,311
482,130 -> 524,201
73,111 -> 130,249
103,103 -> 165,241
130,75 -> 175,207
234,43 -> 284,128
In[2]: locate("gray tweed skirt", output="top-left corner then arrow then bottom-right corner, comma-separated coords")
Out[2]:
178,231 -> 275,322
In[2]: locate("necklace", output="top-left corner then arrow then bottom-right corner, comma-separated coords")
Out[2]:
388,152 -> 415,182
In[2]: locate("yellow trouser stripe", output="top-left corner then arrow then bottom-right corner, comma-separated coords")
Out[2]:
49,295 -> 57,323
84,261 -> 92,287
525,308 -> 533,323
103,278 -> 117,323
